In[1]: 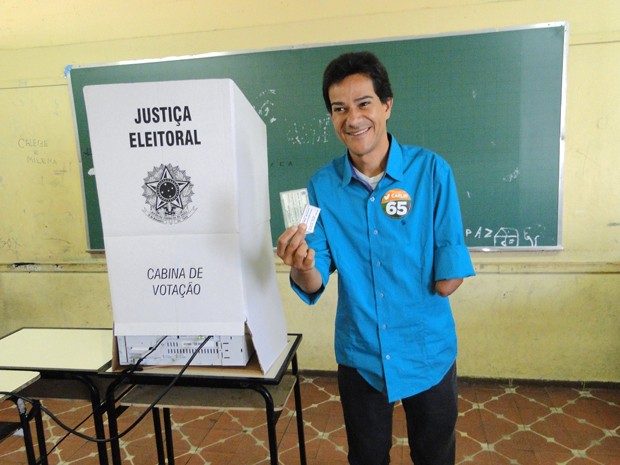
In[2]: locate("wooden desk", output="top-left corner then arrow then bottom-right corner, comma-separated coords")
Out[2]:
104,334 -> 306,465
0,328 -> 114,465
1,370 -> 44,465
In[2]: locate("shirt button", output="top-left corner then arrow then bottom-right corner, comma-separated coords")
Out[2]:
376,261 -> 381,267
379,293 -> 384,299
373,229 -> 379,235
382,324 -> 387,330
386,354 -> 391,360
370,196 -> 375,202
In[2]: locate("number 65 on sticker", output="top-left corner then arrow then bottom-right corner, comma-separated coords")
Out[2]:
382,189 -> 412,219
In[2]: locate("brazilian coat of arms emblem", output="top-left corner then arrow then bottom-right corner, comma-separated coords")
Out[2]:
142,163 -> 196,224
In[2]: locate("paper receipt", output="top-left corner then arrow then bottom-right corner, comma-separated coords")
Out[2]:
280,188 -> 320,233
298,204 -> 321,233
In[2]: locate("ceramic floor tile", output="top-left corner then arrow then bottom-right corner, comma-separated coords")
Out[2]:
1,376 -> 618,465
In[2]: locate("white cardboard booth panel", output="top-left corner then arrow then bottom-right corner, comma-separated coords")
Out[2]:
83,79 -> 287,372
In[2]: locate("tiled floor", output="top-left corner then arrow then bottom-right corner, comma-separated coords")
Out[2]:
1,374 -> 619,465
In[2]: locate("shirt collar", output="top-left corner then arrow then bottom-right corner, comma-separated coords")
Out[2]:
341,134 -> 404,187
384,134 -> 404,182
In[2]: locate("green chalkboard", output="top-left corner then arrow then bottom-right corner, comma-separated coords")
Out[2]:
69,23 -> 567,251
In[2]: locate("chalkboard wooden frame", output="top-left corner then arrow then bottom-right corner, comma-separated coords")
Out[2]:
68,22 -> 567,251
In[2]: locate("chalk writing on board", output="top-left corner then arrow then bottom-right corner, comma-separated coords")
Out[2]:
465,225 -> 545,248
523,224 -> 545,247
287,115 -> 331,146
270,160 -> 294,169
465,227 -> 494,240
494,228 -> 519,247
502,167 -> 520,182
254,89 -> 332,146
255,89 -> 278,124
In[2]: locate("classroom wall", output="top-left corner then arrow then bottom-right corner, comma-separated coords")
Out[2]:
1,0 -> 618,382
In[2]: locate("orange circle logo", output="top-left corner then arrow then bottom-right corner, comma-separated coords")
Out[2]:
381,189 -> 412,218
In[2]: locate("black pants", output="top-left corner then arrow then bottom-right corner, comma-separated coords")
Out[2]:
337,363 -> 458,465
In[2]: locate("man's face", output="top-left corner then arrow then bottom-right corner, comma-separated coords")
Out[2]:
328,73 -> 392,163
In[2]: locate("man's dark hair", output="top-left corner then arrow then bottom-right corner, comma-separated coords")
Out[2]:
322,51 -> 393,113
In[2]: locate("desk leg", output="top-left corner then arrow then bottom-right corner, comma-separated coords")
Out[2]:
106,391 -> 122,465
91,399 -> 109,465
151,408 -> 166,465
73,374 -> 109,465
15,398 -> 48,465
93,402 -> 110,465
32,401 -> 48,465
292,355 -> 307,465
151,408 -> 176,465
163,408 -> 175,465
250,384 -> 281,465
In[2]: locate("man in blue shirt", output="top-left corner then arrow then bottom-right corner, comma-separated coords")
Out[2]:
277,51 -> 475,465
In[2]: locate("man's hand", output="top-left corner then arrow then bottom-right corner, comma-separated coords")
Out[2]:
277,224 -> 322,293
277,224 -> 315,270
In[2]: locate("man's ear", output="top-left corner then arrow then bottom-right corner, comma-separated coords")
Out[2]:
385,97 -> 393,119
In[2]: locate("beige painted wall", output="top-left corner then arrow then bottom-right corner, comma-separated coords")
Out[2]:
1,0 -> 618,382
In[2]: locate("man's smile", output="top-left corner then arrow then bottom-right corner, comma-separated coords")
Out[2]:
347,127 -> 370,136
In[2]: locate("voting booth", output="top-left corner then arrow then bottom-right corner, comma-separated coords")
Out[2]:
83,79 -> 287,373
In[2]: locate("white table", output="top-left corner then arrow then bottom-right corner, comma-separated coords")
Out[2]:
104,334 -> 306,465
0,328 -> 112,372
0,370 -> 39,402
0,328 -> 113,465
1,370 -> 42,465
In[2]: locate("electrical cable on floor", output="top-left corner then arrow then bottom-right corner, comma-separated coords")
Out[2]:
0,334 -> 213,445
41,335 -> 171,453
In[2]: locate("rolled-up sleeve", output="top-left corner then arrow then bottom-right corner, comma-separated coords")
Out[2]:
433,160 -> 475,280
434,243 -> 475,280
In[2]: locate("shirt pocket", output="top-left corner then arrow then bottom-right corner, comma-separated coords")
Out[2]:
387,218 -> 433,298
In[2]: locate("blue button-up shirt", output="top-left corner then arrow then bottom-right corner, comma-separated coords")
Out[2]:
292,135 -> 475,402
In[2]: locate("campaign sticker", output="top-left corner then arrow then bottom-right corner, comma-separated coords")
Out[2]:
381,189 -> 412,219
